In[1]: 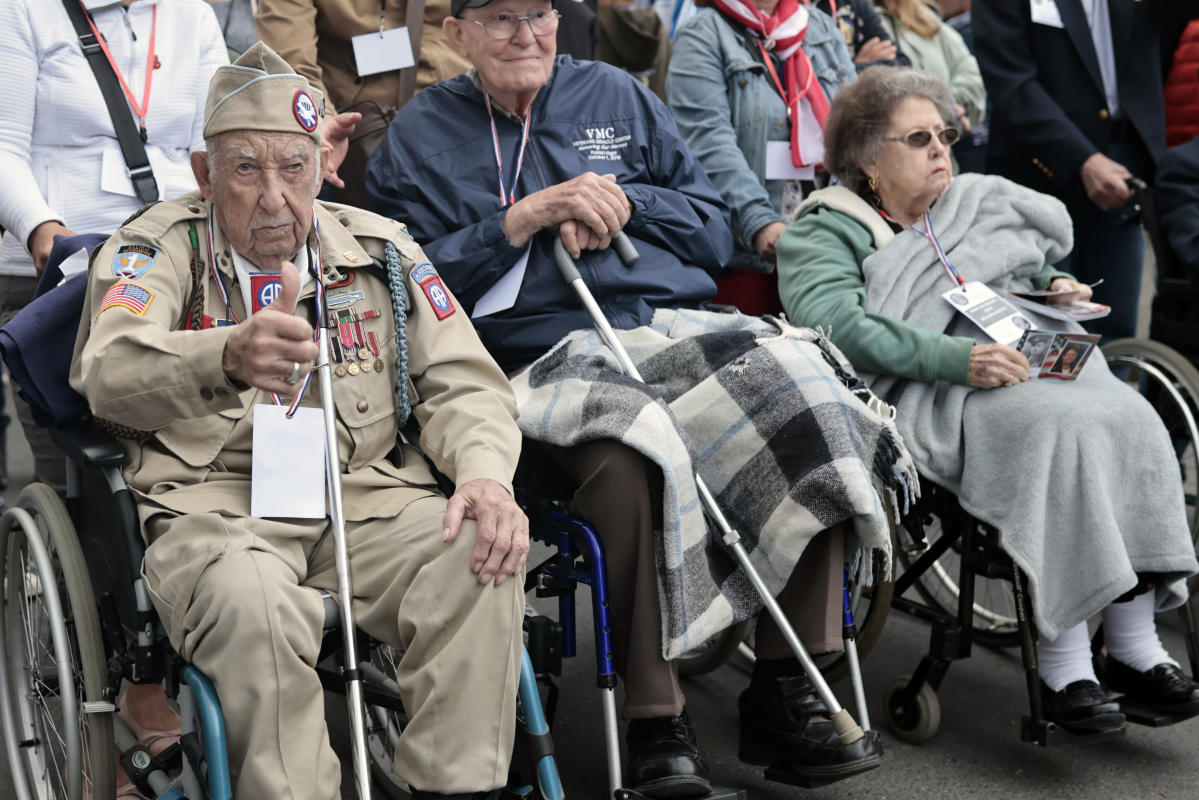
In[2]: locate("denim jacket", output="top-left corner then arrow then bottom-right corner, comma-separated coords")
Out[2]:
668,8 -> 855,272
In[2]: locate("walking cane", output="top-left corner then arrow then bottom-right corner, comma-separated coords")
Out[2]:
552,234 -> 873,751
315,324 -> 373,800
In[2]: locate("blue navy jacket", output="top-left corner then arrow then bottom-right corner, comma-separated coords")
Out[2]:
366,56 -> 733,371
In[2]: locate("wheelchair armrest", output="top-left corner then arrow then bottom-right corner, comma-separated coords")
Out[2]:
49,420 -> 128,470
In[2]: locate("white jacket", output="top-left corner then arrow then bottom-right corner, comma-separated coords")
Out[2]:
0,0 -> 227,277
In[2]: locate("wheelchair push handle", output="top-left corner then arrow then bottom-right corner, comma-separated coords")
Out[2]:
552,231 -> 639,284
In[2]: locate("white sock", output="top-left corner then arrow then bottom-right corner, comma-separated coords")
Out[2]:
1038,622 -> 1098,691
1101,591 -> 1178,673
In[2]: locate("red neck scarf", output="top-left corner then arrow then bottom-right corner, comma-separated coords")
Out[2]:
712,0 -> 831,167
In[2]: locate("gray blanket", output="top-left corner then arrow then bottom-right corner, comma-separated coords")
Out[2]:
850,173 -> 1197,639
513,308 -> 917,658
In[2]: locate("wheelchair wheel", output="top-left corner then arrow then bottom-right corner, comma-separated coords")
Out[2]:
896,504 -> 1021,648
363,643 -> 411,799
1103,338 -> 1199,546
0,484 -> 115,800
883,675 -> 940,744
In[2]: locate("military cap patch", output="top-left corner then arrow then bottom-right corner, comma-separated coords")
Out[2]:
293,90 -> 319,132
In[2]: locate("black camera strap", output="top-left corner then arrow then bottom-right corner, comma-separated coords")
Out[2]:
61,0 -> 160,205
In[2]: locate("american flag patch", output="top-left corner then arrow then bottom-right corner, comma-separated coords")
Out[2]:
97,282 -> 154,318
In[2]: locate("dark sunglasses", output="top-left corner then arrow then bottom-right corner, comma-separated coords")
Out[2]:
884,127 -> 961,149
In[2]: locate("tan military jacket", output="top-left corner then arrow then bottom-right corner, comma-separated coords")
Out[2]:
70,191 -> 520,522
255,0 -> 470,116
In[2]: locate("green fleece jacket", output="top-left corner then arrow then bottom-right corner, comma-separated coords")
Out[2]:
777,200 -> 1068,385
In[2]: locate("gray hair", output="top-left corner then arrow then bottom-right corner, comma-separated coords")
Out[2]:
823,67 -> 956,193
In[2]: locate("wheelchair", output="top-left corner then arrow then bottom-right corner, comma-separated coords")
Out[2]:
0,238 -> 566,800
877,271 -> 1199,747
0,417 -> 569,800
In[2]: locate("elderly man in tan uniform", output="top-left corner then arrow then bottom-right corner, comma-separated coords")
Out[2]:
70,42 -> 526,800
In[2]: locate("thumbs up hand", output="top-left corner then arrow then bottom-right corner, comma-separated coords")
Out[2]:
267,260 -> 302,316
221,261 -> 320,394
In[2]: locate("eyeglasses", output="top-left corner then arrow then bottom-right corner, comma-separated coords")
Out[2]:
883,127 -> 961,149
466,9 -> 561,39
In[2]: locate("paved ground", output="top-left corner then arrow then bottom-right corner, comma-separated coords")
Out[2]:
4,252 -> 1198,799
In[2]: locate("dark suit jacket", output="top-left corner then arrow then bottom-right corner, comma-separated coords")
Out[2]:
974,0 -> 1195,199
1154,135 -> 1199,282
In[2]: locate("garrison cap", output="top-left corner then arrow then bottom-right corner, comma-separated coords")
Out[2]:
203,41 -> 324,146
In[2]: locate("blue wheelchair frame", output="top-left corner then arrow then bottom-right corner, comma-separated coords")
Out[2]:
521,494 -> 748,800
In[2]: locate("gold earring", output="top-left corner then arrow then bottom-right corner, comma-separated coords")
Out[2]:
869,176 -> 879,191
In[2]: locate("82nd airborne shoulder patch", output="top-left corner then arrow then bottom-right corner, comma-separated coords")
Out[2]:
410,262 -> 455,321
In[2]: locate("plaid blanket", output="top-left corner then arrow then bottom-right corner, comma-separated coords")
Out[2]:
512,308 -> 917,659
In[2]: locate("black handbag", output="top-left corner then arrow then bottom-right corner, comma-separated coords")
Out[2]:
60,0 -> 159,205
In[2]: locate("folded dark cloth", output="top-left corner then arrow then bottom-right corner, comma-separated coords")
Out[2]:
0,233 -> 107,428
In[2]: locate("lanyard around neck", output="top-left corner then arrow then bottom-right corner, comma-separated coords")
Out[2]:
877,206 -> 965,288
207,206 -> 327,414
83,2 -> 158,141
484,93 -> 531,208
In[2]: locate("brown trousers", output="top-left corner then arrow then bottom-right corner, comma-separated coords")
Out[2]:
526,439 -> 844,719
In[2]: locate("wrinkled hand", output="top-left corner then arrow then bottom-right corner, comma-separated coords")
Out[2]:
752,221 -> 787,264
855,37 -> 897,63
968,343 -> 1030,389
221,261 -> 319,394
443,478 -> 529,586
558,219 -> 612,258
28,220 -> 77,277
1080,152 -> 1133,211
502,172 -> 631,256
1048,277 -> 1093,303
954,103 -> 973,135
319,111 -> 362,189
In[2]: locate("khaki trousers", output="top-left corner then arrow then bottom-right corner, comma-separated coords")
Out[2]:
141,495 -> 523,798
526,439 -> 844,719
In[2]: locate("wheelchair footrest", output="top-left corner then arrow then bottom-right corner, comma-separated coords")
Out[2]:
763,751 -> 883,789
1020,716 -> 1127,747
1117,696 -> 1199,727
614,788 -> 747,800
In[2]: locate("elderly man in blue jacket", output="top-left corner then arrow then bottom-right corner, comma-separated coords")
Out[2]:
365,0 -> 885,794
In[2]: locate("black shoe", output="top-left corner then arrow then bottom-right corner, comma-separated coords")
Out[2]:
1104,659 -> 1199,714
1040,679 -> 1125,733
625,709 -> 711,798
739,675 -> 881,787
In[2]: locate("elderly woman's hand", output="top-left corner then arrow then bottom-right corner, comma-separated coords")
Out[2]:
968,344 -> 1030,389
1048,277 -> 1093,303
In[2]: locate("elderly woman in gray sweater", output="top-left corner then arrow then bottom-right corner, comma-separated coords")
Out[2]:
778,66 -> 1199,735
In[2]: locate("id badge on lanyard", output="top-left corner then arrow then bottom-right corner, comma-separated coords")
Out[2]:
251,405 -> 327,519
889,207 -> 1034,345
942,281 -> 1033,346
